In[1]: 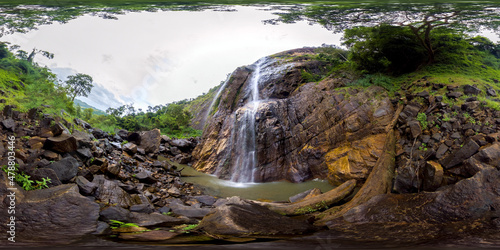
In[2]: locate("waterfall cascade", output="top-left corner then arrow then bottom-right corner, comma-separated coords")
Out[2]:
209,56 -> 294,183
205,73 -> 232,123
230,58 -> 266,182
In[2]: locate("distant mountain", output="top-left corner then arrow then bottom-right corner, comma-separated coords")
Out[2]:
74,99 -> 107,116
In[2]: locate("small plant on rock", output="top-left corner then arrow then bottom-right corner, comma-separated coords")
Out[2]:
417,112 -> 428,130
1,165 -> 51,190
109,220 -> 139,229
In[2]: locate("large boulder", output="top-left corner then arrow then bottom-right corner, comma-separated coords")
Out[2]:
139,128 -> 161,154
44,134 -> 78,153
45,156 -> 79,183
0,181 -> 99,244
440,139 -> 480,169
91,175 -> 135,208
1,118 -> 16,132
198,197 -> 315,237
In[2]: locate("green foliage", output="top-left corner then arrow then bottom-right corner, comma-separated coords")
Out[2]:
343,25 -> 426,75
301,69 -> 322,83
417,112 -> 428,130
83,108 -> 93,121
64,73 -> 94,102
347,74 -> 398,93
2,165 -> 51,191
109,220 -> 139,229
0,42 -> 75,115
98,101 -> 200,138
178,224 -> 198,233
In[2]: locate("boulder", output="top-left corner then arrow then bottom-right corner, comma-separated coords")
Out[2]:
91,128 -> 106,139
31,168 -> 62,187
487,87 -> 497,97
99,205 -> 132,222
435,144 -> 448,159
169,202 -> 212,219
0,184 -> 99,244
123,142 -> 138,154
463,84 -> 482,95
51,122 -> 70,136
289,188 -> 320,203
408,120 -> 422,138
75,176 -> 98,196
170,139 -> 194,152
116,129 -> 129,139
130,212 -> 186,227
134,170 -> 157,184
422,161 -> 444,191
45,156 -> 80,183
398,102 -> 422,124
44,134 -> 78,153
446,91 -> 463,99
28,136 -> 46,150
441,139 -> 480,169
130,204 -> 154,214
198,199 -> 315,237
72,130 -> 94,148
76,148 -> 93,159
127,132 -> 141,144
139,128 -> 161,154
91,175 -> 135,208
194,195 -> 217,206
473,143 -> 500,168
1,118 -> 16,131
74,118 -> 92,129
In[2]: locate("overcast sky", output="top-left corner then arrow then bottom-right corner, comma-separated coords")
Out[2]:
1,6 -> 342,111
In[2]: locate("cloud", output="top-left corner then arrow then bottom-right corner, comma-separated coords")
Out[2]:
51,67 -> 126,111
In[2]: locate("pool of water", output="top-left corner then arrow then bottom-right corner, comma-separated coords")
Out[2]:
177,163 -> 335,201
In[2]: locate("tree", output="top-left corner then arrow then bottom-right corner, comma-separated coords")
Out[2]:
343,25 -> 427,74
83,108 -> 93,121
266,3 -> 500,65
65,73 -> 93,102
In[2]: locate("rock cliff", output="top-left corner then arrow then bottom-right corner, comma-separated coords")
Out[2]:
192,48 -> 395,184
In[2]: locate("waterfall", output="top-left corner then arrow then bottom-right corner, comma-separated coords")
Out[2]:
230,57 -> 267,183
204,73 -> 232,124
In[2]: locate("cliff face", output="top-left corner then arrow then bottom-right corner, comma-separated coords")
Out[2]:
192,48 -> 395,183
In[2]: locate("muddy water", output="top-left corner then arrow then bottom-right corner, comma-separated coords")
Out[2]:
178,163 -> 335,201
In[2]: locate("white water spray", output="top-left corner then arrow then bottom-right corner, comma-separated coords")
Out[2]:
230,57 -> 267,183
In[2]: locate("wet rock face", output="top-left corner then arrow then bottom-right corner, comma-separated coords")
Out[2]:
193,51 -> 394,183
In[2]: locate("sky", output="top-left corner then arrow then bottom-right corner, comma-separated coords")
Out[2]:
1,6 -> 342,111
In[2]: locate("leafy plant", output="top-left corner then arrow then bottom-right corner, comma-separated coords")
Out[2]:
109,220 -> 139,229
417,112 -> 428,130
1,165 -> 51,190
177,224 -> 198,233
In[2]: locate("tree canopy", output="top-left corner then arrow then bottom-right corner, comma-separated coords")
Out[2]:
265,3 -> 500,66
65,73 -> 93,102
